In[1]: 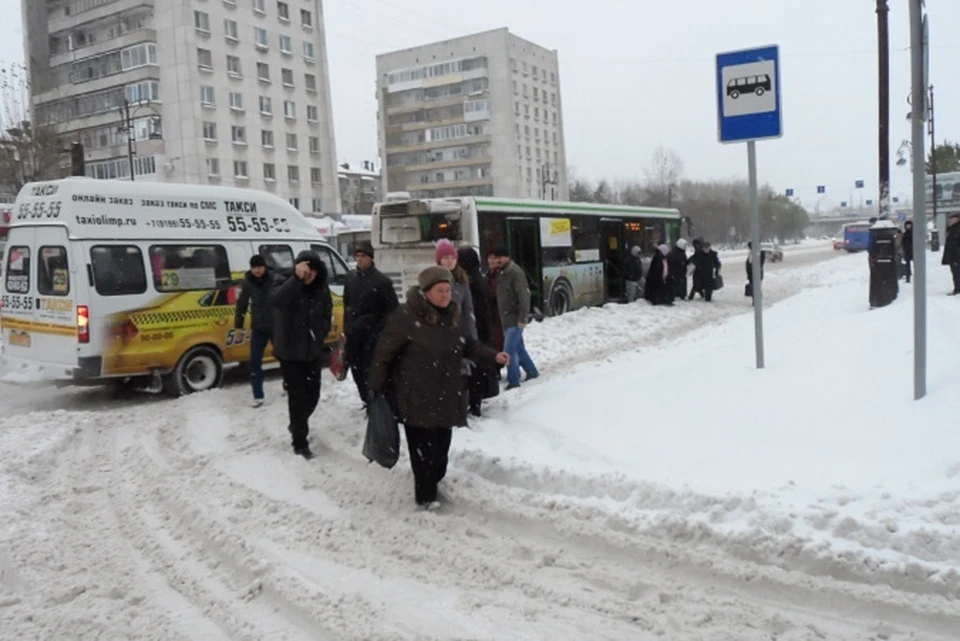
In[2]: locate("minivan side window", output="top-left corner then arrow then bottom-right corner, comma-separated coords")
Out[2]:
149,245 -> 230,292
311,244 -> 349,286
258,244 -> 294,273
91,246 -> 147,296
4,246 -> 31,294
38,246 -> 70,296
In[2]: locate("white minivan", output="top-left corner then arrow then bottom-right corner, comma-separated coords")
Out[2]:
1,178 -> 350,395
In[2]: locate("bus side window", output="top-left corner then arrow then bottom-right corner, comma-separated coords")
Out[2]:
90,246 -> 147,296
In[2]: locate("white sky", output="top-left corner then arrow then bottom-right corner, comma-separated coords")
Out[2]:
3,0 -> 958,210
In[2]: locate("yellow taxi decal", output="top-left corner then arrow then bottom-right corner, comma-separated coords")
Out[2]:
2,317 -> 75,337
132,307 -> 234,327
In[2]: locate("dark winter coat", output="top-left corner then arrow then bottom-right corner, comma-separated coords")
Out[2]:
622,254 -> 644,282
486,269 -> 504,351
643,253 -> 674,305
451,273 -> 477,340
942,224 -> 960,265
689,250 -> 721,283
458,249 -> 493,346
902,228 -> 914,261
746,251 -> 766,283
368,288 -> 499,429
496,259 -> 531,329
270,268 -> 333,362
666,247 -> 688,298
343,265 -> 398,356
234,269 -> 274,332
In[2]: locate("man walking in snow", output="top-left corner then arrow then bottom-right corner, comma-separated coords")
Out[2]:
235,254 -> 274,408
493,247 -> 539,390
343,242 -> 398,409
271,251 -> 332,459
943,214 -> 960,295
622,245 -> 644,303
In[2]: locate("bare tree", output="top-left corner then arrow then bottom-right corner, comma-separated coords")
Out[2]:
0,63 -> 65,195
644,146 -> 684,206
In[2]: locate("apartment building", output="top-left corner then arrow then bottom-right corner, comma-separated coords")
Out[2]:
337,159 -> 380,216
375,28 -> 568,201
22,0 -> 341,213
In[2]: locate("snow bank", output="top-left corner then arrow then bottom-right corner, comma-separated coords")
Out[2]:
457,254 -> 960,596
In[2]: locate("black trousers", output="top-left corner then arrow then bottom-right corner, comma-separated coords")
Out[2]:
347,332 -> 377,405
951,263 -> 960,293
404,425 -> 453,505
690,277 -> 714,302
279,359 -> 322,449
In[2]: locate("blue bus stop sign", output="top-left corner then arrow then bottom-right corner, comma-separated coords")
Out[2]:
716,45 -> 783,143
866,199 -> 873,206
785,188 -> 794,197
841,202 -> 848,208
855,180 -> 865,189
817,186 -> 826,194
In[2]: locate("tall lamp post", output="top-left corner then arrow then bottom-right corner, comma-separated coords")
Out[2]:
877,0 -> 892,220
118,99 -> 163,181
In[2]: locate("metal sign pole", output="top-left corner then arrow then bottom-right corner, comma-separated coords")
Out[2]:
910,0 -> 926,400
748,141 -> 764,368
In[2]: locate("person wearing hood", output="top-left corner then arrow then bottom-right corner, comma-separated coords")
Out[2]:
622,245 -> 644,302
458,247 -> 498,417
643,244 -> 674,306
688,241 -> 721,302
369,266 -> 509,508
343,241 -> 398,408
745,241 -> 766,306
901,220 -> 914,284
271,250 -> 333,459
667,239 -> 689,301
234,254 -> 274,407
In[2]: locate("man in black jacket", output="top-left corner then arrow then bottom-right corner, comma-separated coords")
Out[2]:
271,250 -> 333,459
343,242 -> 398,407
235,255 -> 274,407
902,221 -> 914,284
943,214 -> 960,295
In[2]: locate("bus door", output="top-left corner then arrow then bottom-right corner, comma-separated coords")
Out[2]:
598,219 -> 624,302
505,217 -> 542,315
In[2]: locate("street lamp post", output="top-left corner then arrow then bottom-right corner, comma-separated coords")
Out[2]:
117,99 -> 162,181
877,0 -> 892,220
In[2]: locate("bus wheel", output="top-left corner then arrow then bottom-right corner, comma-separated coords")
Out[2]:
164,346 -> 224,396
755,87 -> 765,97
548,280 -> 573,316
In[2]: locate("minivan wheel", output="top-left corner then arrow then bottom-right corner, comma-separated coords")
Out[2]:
164,346 -> 224,397
755,87 -> 765,97
730,90 -> 740,100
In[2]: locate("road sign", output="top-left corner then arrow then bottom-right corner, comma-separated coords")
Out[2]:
893,197 -> 900,203
898,212 -> 907,221
841,202 -> 848,208
866,199 -> 874,206
855,180 -> 865,189
817,186 -> 826,194
716,45 -> 783,144
785,188 -> 794,197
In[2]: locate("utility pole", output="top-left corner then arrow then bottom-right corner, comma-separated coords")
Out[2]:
909,0 -> 926,400
928,85 -> 940,237
877,0 -> 891,219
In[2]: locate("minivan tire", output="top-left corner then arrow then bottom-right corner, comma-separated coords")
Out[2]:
729,90 -> 740,100
164,346 -> 224,397
755,87 -> 765,97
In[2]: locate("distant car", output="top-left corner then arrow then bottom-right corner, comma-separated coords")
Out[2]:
833,239 -> 844,251
761,243 -> 784,262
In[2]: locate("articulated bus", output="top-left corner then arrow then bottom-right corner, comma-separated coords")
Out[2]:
371,197 -> 686,317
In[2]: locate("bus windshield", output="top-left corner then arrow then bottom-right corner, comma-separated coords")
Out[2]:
378,200 -> 463,245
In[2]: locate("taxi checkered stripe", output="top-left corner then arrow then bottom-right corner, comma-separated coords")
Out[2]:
133,308 -> 234,325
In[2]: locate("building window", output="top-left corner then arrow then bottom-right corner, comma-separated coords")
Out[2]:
254,27 -> 269,48
305,73 -> 317,92
197,48 -> 213,70
553,131 -> 558,144
290,197 -> 301,210
279,34 -> 292,54
277,1 -> 290,21
261,129 -> 274,147
263,163 -> 276,181
229,92 -> 244,111
257,62 -> 270,82
206,157 -> 220,175
283,100 -> 295,119
553,112 -> 557,124
226,55 -> 242,76
311,198 -> 322,212
200,85 -> 215,106
513,80 -> 518,94
510,58 -> 518,72
550,72 -> 556,85
301,9 -> 313,28
252,0 -> 265,13
310,167 -> 321,184
234,160 -> 249,178
194,11 -> 210,33
288,165 -> 299,183
522,84 -> 528,98
282,68 -> 294,86
533,87 -> 539,102
534,107 -> 540,121
309,136 -> 320,154
258,95 -> 273,115
125,81 -> 159,103
306,105 -> 318,122
231,125 -> 247,144
202,121 -> 217,141
285,133 -> 298,150
514,101 -> 519,115
302,41 -> 316,61
224,18 -> 239,41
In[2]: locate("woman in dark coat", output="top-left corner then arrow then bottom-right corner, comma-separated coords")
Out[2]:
458,247 -> 498,416
643,244 -> 674,306
369,266 -> 508,508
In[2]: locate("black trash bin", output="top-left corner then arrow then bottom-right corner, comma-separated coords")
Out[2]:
869,221 -> 899,309
930,230 -> 940,253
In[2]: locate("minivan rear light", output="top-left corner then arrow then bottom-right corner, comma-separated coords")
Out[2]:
77,305 -> 90,344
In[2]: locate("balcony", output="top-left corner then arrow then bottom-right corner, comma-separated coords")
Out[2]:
49,0 -> 154,35
384,115 -> 465,135
401,155 -> 492,173
50,28 -> 156,68
384,90 -> 486,117
385,134 -> 491,155
34,65 -> 159,104
404,177 -> 493,193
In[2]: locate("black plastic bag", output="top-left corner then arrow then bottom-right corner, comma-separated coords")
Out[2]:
713,274 -> 725,291
363,393 -> 400,469
744,282 -> 753,297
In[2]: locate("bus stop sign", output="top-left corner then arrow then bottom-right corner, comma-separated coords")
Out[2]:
716,45 -> 783,144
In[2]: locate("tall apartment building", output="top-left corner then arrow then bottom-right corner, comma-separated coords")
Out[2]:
376,28 -> 568,202
338,159 -> 380,216
22,0 -> 341,213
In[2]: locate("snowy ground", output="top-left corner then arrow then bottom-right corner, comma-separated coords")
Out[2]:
1,242 -> 959,641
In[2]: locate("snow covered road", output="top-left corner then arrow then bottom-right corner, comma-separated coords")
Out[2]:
2,242 -> 959,640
